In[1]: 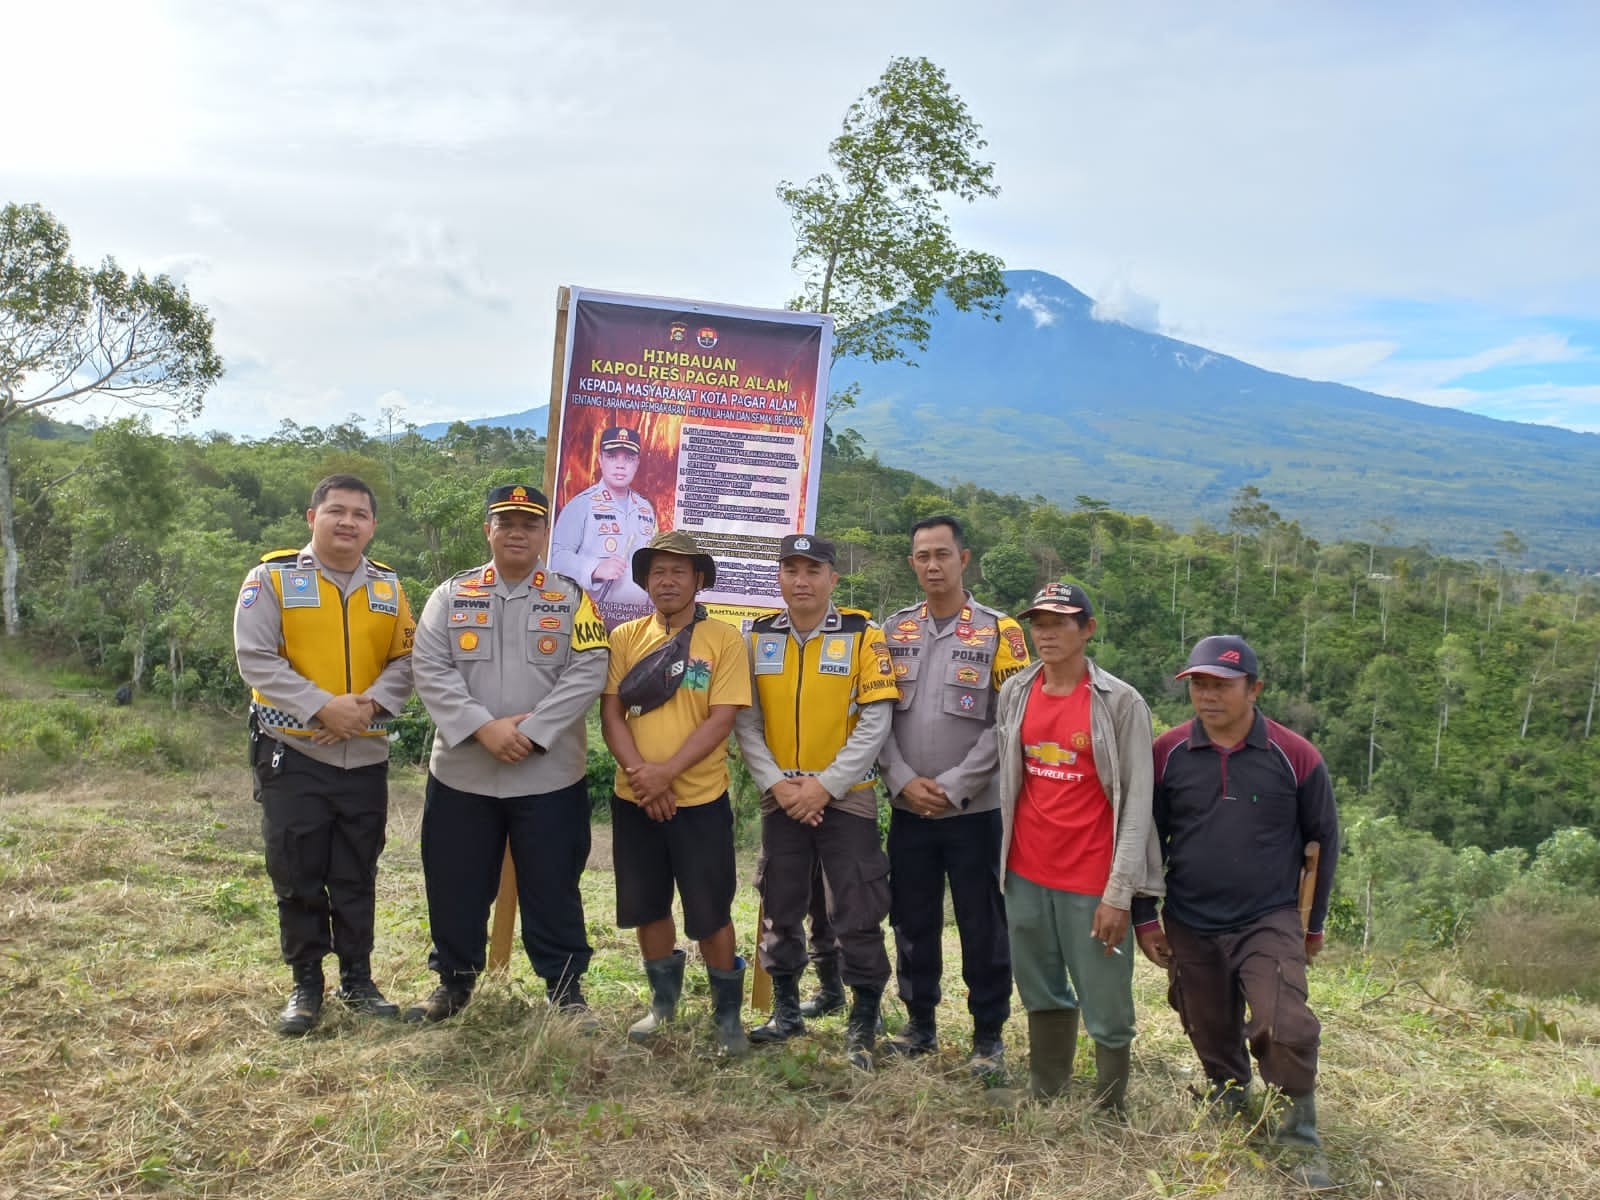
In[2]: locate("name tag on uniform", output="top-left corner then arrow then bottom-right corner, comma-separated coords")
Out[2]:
280,569 -> 321,608
817,634 -> 852,676
754,634 -> 786,674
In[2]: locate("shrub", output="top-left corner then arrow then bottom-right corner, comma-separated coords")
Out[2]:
1459,887 -> 1600,1002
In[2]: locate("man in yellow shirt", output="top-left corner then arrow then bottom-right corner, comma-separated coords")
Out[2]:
601,530 -> 753,1055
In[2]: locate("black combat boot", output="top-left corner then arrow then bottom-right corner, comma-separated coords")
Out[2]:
799,959 -> 846,1018
1027,1008 -> 1079,1100
707,957 -> 751,1057
277,960 -> 325,1037
1092,1042 -> 1132,1118
547,973 -> 601,1033
749,973 -> 807,1045
881,1006 -> 937,1058
969,1022 -> 1007,1081
844,985 -> 883,1071
628,950 -> 686,1042
335,957 -> 399,1017
401,980 -> 473,1024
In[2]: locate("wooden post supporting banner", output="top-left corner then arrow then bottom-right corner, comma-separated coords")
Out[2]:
487,287 -> 572,972
750,901 -> 772,1012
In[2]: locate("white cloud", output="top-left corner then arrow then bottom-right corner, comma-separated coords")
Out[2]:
1091,276 -> 1162,333
1014,291 -> 1058,328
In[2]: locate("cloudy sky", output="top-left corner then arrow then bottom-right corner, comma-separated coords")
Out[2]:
7,1 -> 1598,435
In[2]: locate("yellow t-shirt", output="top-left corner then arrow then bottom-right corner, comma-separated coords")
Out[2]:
604,612 -> 752,807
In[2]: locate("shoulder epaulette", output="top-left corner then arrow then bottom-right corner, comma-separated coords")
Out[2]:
367,559 -> 395,575
836,610 -> 870,633
260,548 -> 300,564
886,602 -> 918,619
751,612 -> 783,633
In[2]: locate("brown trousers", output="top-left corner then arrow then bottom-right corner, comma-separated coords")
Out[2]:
1164,907 -> 1320,1097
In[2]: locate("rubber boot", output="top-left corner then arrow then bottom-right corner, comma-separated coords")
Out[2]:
969,1022 -> 1007,1081
799,959 -> 846,1018
845,985 -> 882,1071
749,972 -> 807,1045
1027,1008 -> 1079,1100
277,960 -> 325,1036
628,949 -> 686,1042
1092,1042 -> 1132,1118
401,980 -> 473,1023
1202,1077 -> 1250,1120
335,956 -> 399,1017
547,973 -> 601,1033
881,1006 -> 937,1058
707,957 -> 751,1057
1272,1093 -> 1334,1191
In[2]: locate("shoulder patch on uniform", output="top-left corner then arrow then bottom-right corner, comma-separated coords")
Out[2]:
750,612 -> 783,633
366,559 -> 396,575
547,570 -> 583,593
260,548 -> 299,564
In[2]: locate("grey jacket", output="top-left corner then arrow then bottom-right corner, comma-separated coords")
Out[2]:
412,559 -> 608,797
995,658 -> 1164,909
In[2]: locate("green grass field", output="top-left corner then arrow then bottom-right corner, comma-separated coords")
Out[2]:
1,697 -> 1597,1198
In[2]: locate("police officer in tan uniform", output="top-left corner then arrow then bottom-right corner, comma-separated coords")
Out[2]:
233,473 -> 416,1036
403,484 -> 610,1023
550,425 -> 657,615
879,514 -> 1030,1074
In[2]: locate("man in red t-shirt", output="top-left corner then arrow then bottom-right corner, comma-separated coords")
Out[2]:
994,582 -> 1163,1113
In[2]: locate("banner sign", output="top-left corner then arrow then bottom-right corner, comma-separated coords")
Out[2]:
549,286 -> 832,628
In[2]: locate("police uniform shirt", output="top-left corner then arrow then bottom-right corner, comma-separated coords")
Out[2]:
734,605 -> 900,822
877,591 -> 1030,815
233,543 -> 416,771
548,482 -> 657,608
412,560 -> 609,798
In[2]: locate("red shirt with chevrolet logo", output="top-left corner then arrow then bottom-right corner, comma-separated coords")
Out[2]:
1008,673 -> 1114,895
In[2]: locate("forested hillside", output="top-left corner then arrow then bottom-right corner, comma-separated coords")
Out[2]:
8,414 -> 1598,901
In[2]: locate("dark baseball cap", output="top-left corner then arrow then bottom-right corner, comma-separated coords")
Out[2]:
1020,581 -> 1094,619
778,533 -> 836,565
485,484 -> 548,518
600,426 -> 642,453
1176,634 -> 1259,679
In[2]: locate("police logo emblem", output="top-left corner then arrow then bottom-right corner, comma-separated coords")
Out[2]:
793,536 -> 810,551
605,536 -> 618,553
538,636 -> 557,654
458,632 -> 480,651
959,693 -> 975,711
239,582 -> 260,609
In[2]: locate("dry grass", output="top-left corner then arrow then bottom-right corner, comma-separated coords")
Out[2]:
2,744 -> 1598,1199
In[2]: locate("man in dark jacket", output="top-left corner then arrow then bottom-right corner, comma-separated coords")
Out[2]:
1133,635 -> 1338,1190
